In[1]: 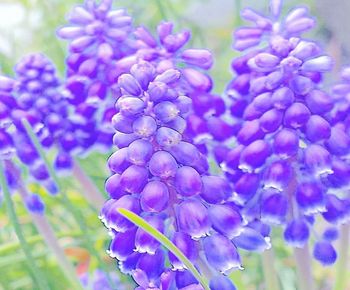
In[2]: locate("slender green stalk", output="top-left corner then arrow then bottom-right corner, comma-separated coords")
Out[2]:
15,181 -> 84,290
0,161 -> 49,290
21,119 -> 116,289
72,160 -> 105,210
261,249 -> 280,290
234,0 -> 242,26
285,169 -> 315,290
154,0 -> 167,19
118,208 -> 210,290
294,245 -> 315,290
334,223 -> 350,290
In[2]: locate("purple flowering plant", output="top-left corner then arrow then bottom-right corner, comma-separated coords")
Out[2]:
1,0 -> 350,289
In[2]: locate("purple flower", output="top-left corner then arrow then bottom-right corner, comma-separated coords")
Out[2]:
100,62 -> 246,289
25,193 -> 45,215
58,0 -> 132,53
58,0 -> 136,150
234,1 -> 315,51
215,0 -> 342,263
313,241 -> 337,266
4,54 -> 94,193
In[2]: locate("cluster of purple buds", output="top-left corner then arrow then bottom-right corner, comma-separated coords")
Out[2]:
100,61 -> 271,289
0,75 -> 16,160
133,21 -> 228,151
1,52 -> 94,194
59,0 -> 222,153
0,76 -> 45,214
216,0 -> 344,266
319,67 -> 350,234
0,157 -> 46,216
13,54 -> 80,172
58,0 -> 135,150
0,73 -> 55,195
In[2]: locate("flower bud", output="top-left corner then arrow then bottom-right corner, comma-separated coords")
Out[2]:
149,151 -> 177,179
209,204 -> 243,239
313,241 -> 337,266
108,228 -> 137,261
284,219 -> 309,247
132,115 -> 157,138
135,216 -> 164,254
127,139 -> 153,166
119,165 -> 148,194
203,234 -> 241,273
232,227 -> 270,252
176,199 -> 211,239
169,232 -> 198,270
140,181 -> 169,212
175,166 -> 202,197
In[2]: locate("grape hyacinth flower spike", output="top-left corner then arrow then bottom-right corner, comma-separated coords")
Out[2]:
11,53 -> 105,208
1,70 -> 59,197
217,1 -> 341,282
13,54 -> 75,171
58,0 -> 135,150
100,61 -> 268,289
0,93 -> 50,289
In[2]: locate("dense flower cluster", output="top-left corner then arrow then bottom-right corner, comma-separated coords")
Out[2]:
58,0 -> 136,149
59,0 -> 222,153
1,75 -> 43,210
0,75 -> 16,159
3,0 -> 350,288
214,0 -> 346,266
100,61 -> 271,289
13,54 -> 80,171
132,21 -> 229,151
1,53 -> 94,195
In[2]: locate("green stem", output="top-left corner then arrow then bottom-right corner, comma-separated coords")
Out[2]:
294,245 -> 315,290
154,0 -> 167,19
0,161 -> 49,290
72,160 -> 105,210
261,248 -> 280,290
21,119 -> 116,289
0,231 -> 82,254
118,208 -> 210,290
334,223 -> 350,290
15,179 -> 84,290
234,0 -> 242,26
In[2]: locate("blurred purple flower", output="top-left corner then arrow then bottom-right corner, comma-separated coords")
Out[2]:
215,0 -> 342,265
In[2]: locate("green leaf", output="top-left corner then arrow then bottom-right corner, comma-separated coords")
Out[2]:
0,161 -> 49,290
117,208 -> 211,290
21,118 -> 117,289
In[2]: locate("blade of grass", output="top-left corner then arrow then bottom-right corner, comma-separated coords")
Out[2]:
153,0 -> 167,19
19,188 -> 84,289
0,160 -> 49,290
294,245 -> 315,290
334,223 -> 350,290
261,248 -> 280,290
5,160 -> 84,289
0,231 -> 81,254
21,118 -> 116,289
117,208 -> 210,290
72,159 -> 105,210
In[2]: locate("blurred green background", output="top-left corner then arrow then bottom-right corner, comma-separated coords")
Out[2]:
0,0 -> 349,289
